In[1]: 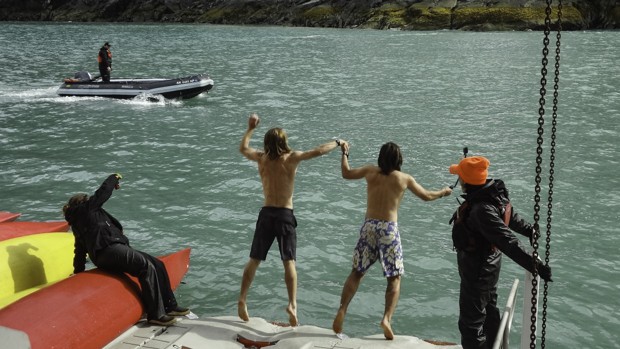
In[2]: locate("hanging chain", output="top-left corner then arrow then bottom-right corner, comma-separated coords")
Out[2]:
531,1 -> 554,348
541,1 -> 561,348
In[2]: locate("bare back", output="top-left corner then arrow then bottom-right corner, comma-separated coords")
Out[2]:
257,152 -> 302,209
364,167 -> 410,222
342,163 -> 450,223
240,119 -> 340,209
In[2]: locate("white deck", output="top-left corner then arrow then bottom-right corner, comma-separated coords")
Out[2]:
104,315 -> 462,349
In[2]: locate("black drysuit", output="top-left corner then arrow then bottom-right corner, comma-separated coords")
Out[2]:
98,46 -> 112,82
64,174 -> 178,321
453,179 -> 544,349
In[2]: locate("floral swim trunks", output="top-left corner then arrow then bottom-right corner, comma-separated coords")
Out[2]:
352,218 -> 404,277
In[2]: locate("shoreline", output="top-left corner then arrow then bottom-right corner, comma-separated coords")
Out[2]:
2,0 -> 618,31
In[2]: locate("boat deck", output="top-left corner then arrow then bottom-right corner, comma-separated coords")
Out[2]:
104,315 -> 461,349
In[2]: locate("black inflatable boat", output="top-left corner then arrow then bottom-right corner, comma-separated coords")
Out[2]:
57,71 -> 214,100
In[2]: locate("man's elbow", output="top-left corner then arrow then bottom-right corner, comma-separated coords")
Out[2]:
417,192 -> 433,201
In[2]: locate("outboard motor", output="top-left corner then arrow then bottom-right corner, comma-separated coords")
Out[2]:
73,71 -> 92,82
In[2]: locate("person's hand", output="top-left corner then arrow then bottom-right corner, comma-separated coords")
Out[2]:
528,226 -> 537,246
341,141 -> 349,157
537,260 -> 553,282
114,173 -> 122,190
248,113 -> 260,130
442,187 -> 453,198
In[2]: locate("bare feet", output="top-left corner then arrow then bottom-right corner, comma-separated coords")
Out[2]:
380,319 -> 394,340
286,304 -> 298,327
332,309 -> 345,334
238,301 -> 249,321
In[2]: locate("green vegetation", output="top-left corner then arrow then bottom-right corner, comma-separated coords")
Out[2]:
302,5 -> 336,22
453,6 -> 584,29
366,3 -> 407,29
404,6 -> 452,29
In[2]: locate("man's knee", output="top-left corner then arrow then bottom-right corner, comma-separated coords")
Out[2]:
350,269 -> 364,279
386,275 -> 401,291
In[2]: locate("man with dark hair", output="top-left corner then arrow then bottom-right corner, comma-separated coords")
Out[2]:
238,112 -> 346,326
63,174 -> 189,326
332,141 -> 452,339
448,156 -> 552,348
98,42 -> 112,82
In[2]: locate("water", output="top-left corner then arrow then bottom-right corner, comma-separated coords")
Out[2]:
1,23 -> 618,348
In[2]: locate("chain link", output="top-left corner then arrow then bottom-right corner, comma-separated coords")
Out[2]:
541,1 -> 562,348
531,1 -> 556,348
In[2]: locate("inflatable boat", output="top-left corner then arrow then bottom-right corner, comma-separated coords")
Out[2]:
0,220 -> 69,241
57,71 -> 214,100
0,248 -> 190,349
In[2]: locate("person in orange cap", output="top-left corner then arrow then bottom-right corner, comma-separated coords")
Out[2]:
448,155 -> 552,349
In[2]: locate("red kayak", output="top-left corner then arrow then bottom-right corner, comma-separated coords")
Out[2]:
0,221 -> 70,241
0,247 -> 191,349
0,211 -> 20,223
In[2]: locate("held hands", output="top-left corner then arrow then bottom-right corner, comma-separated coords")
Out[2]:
341,141 -> 349,155
248,113 -> 260,130
336,139 -> 349,157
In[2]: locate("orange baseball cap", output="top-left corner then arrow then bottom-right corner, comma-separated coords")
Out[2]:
449,156 -> 490,185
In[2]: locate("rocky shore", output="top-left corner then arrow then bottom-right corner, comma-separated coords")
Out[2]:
1,0 -> 618,31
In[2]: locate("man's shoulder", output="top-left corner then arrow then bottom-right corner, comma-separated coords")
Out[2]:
361,165 -> 381,175
390,169 -> 414,181
282,150 -> 303,161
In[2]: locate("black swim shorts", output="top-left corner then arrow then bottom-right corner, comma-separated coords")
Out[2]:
249,206 -> 297,261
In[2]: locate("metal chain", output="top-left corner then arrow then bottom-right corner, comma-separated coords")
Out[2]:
541,1 -> 561,348
531,1 -> 554,348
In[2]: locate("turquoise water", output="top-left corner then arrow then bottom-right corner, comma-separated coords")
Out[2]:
1,23 -> 618,348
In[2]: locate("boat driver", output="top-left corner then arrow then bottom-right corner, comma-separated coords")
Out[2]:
98,42 -> 112,82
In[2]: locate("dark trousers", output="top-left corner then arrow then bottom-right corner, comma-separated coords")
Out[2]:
94,243 -> 177,320
99,67 -> 110,82
457,250 -> 502,349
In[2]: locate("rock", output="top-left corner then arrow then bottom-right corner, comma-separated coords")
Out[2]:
0,0 -> 617,30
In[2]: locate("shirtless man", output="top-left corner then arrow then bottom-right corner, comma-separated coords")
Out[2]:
332,141 -> 452,339
238,112 -> 345,326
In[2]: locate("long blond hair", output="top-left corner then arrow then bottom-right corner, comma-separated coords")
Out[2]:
263,127 -> 291,160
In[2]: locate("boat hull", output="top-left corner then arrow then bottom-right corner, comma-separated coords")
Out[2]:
0,232 -> 74,306
57,74 -> 214,99
0,247 -> 191,349
0,221 -> 70,241
0,211 -> 20,222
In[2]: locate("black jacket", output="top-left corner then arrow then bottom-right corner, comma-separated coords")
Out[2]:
461,179 -> 538,274
98,46 -> 112,69
65,174 -> 129,273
